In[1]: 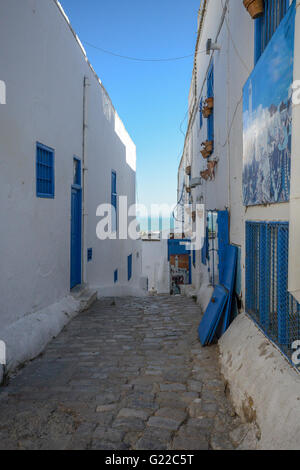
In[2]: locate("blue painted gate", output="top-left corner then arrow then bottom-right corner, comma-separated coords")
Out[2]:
70,186 -> 82,289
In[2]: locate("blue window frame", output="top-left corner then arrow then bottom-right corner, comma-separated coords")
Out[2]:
128,254 -> 132,281
87,248 -> 93,262
255,0 -> 290,63
36,142 -> 55,198
111,170 -> 117,232
114,269 -> 118,283
199,97 -> 203,129
207,63 -> 214,143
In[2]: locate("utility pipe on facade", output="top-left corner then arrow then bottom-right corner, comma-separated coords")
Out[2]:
82,75 -> 90,285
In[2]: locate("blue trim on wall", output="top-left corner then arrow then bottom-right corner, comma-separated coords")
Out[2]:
111,170 -> 117,232
207,63 -> 214,142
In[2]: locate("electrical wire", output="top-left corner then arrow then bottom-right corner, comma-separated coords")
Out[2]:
220,0 -> 251,74
83,41 -> 207,63
172,181 -> 186,223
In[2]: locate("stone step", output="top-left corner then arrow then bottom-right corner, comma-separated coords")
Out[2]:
71,285 -> 98,312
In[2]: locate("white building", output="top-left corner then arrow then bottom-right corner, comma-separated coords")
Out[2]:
178,0 -> 300,449
141,233 -> 169,294
0,0 -> 143,378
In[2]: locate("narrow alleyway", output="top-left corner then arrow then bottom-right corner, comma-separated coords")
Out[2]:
0,296 -> 249,450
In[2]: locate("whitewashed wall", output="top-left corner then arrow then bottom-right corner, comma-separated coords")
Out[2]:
141,239 -> 169,294
0,0 -> 142,367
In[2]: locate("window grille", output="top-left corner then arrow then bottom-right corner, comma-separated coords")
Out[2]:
36,142 -> 55,198
255,0 -> 290,63
246,221 -> 300,367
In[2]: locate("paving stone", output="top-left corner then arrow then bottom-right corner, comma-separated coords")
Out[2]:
112,417 -> 146,432
159,383 -> 186,392
156,392 -> 187,409
117,408 -> 150,420
95,392 -> 120,405
188,399 -> 203,418
147,416 -> 181,431
187,380 -> 203,393
201,402 -> 218,415
91,440 -> 129,450
154,407 -> 187,424
135,436 -> 169,450
95,404 -> 116,413
93,426 -> 125,443
172,432 -> 209,451
186,415 -> 214,429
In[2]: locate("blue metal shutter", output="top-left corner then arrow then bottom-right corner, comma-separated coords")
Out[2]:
255,0 -> 290,63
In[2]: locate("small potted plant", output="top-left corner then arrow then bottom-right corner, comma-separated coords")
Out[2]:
201,148 -> 211,159
200,169 -> 210,181
186,186 -> 191,194
243,0 -> 264,19
202,106 -> 212,118
205,97 -> 214,109
185,166 -> 191,176
202,140 -> 213,154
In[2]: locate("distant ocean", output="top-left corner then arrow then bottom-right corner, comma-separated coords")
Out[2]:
138,216 -> 174,233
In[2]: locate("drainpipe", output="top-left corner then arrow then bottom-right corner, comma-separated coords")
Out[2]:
82,76 -> 89,285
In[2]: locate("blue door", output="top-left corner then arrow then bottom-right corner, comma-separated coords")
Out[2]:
70,186 -> 82,289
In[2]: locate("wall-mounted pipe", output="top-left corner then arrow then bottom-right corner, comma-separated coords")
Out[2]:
82,76 -> 89,285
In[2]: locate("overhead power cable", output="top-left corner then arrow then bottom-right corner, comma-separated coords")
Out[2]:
83,41 -> 206,62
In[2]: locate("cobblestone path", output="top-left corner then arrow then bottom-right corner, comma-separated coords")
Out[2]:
0,295 -> 252,450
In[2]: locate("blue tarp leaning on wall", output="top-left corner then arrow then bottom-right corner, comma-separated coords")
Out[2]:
198,245 -> 238,346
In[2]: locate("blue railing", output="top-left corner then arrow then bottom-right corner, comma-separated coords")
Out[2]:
246,221 -> 300,366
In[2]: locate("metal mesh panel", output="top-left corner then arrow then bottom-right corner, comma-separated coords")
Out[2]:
246,221 -> 300,367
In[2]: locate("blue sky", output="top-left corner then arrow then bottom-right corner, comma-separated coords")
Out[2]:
60,0 -> 200,211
